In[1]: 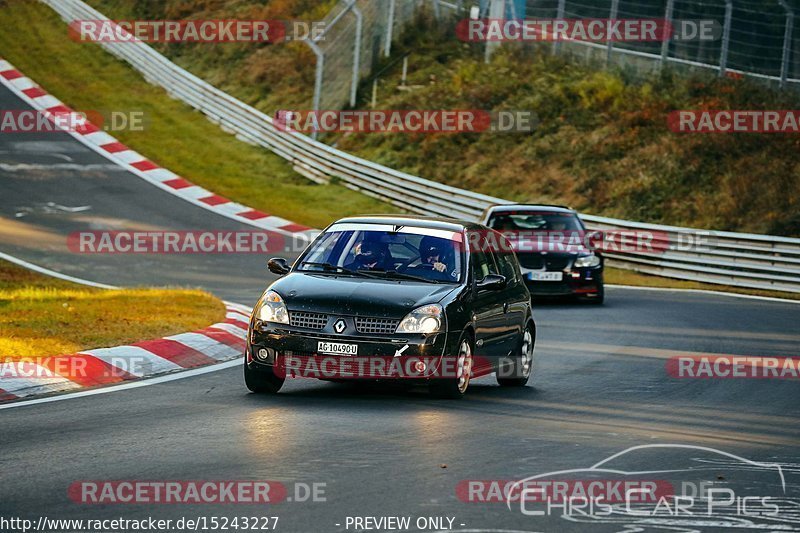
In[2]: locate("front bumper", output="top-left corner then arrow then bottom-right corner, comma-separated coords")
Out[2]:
247,321 -> 454,380
521,266 -> 603,296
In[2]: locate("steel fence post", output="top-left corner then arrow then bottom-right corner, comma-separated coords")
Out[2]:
385,0 -> 397,57
778,0 -> 795,87
485,0 -> 505,63
606,0 -> 619,66
719,0 -> 732,77
350,1 -> 363,107
660,0 -> 674,69
553,0 -> 566,54
305,39 -> 325,141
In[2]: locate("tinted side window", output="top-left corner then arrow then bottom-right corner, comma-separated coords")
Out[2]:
470,233 -> 499,281
495,249 -> 518,284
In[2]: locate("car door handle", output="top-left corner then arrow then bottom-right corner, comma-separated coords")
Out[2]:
503,302 -> 509,313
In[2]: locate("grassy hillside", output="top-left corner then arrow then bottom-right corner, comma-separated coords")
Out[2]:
87,0 -> 336,111
340,17 -> 800,236
82,2 -> 800,236
0,0 -> 390,229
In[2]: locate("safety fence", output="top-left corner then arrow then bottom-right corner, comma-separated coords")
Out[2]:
39,0 -> 800,293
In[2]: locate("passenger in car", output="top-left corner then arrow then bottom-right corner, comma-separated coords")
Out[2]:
346,240 -> 389,271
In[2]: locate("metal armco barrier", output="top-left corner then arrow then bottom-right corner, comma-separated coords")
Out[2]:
41,0 -> 800,293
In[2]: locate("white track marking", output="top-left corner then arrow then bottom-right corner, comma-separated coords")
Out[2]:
211,322 -> 248,337
112,150 -> 145,164
81,345 -> 183,377
0,251 -> 119,289
0,359 -> 242,411
164,332 -> 242,361
0,362 -> 81,397
0,163 -> 124,172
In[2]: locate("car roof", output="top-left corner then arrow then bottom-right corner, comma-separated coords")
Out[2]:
333,215 -> 481,232
486,203 -> 576,215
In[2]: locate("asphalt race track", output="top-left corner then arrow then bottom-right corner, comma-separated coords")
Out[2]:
1,81 -> 799,532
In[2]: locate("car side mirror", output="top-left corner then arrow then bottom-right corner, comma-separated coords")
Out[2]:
476,274 -> 506,291
267,257 -> 290,276
586,230 -> 604,252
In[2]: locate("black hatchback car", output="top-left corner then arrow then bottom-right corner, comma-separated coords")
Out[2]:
480,204 -> 604,304
245,216 -> 535,398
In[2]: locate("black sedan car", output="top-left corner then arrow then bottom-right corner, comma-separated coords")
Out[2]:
480,204 -> 604,304
245,216 -> 535,398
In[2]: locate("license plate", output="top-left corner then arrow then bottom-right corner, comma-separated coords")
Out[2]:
317,341 -> 358,356
527,271 -> 563,281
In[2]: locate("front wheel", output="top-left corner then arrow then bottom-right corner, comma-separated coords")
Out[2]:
430,332 -> 473,399
244,360 -> 284,394
497,324 -> 535,387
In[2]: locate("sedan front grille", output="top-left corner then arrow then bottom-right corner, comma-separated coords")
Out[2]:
518,254 -> 570,271
289,311 -> 328,330
355,317 -> 400,335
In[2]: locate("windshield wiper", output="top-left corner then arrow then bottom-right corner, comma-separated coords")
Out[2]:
299,262 -> 377,278
365,269 -> 442,284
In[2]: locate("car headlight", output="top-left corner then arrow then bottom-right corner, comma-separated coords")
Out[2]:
574,253 -> 601,268
257,290 -> 289,324
396,304 -> 443,334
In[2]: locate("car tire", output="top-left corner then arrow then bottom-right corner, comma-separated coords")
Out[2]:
497,323 -> 535,387
429,331 -> 473,399
244,360 -> 284,394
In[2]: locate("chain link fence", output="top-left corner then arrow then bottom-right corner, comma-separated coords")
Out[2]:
304,0 -> 422,118
516,0 -> 799,86
306,0 -> 798,121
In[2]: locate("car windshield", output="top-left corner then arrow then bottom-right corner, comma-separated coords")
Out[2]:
296,223 -> 464,284
488,211 -> 584,232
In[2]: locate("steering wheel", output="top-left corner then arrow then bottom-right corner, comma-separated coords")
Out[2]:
395,257 -> 418,272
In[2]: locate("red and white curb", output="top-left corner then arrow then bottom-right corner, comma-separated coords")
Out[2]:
0,58 -> 318,242
0,302 -> 251,403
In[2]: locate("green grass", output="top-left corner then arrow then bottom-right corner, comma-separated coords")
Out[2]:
3,1 -> 798,301
0,260 -> 226,358
336,18 -> 800,236
71,2 -> 800,237
86,0 -> 335,111
0,0 -> 392,230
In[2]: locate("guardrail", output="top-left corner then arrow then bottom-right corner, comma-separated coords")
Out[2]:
40,0 -> 800,294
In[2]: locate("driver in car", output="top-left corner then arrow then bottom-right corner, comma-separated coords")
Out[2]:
414,236 -> 455,281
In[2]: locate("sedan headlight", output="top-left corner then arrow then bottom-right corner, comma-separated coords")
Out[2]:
257,290 -> 289,324
396,304 -> 443,334
574,253 -> 601,268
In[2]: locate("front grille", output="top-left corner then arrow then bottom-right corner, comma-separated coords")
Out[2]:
526,281 -> 572,295
289,311 -> 328,330
355,317 -> 400,335
518,254 -> 570,271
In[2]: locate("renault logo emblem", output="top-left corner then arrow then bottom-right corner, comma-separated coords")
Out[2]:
333,319 -> 347,333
